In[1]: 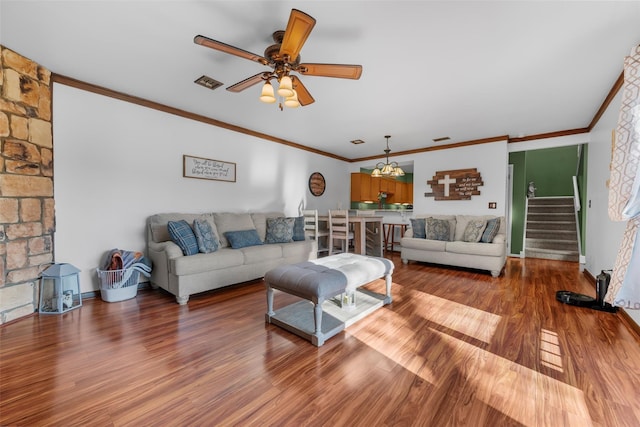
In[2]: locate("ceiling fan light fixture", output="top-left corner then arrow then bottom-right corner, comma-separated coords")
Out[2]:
259,81 -> 276,103
284,89 -> 300,108
277,75 -> 294,97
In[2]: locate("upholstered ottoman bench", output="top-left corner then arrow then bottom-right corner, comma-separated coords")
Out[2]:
265,253 -> 394,346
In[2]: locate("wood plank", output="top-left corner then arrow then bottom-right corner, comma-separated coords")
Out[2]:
1,256 -> 639,425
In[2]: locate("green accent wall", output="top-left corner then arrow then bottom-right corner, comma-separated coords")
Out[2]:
525,146 -> 579,196
509,144 -> 585,255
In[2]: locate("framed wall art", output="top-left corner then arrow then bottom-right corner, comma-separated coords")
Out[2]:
308,172 -> 326,196
183,155 -> 236,182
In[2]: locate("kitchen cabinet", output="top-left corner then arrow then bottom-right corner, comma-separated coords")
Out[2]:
351,173 -> 413,203
351,173 -> 376,202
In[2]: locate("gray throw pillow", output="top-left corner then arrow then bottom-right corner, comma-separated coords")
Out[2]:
462,219 -> 487,243
265,217 -> 295,244
426,218 -> 450,241
193,218 -> 219,253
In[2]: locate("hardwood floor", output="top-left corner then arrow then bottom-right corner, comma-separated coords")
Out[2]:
1,255 -> 639,426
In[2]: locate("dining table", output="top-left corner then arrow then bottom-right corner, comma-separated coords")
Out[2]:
319,215 -> 384,257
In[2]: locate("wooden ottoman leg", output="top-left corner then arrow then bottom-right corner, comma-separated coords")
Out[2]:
384,273 -> 393,304
311,298 -> 325,347
265,283 -> 275,322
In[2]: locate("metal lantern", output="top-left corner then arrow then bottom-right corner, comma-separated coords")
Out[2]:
39,263 -> 82,314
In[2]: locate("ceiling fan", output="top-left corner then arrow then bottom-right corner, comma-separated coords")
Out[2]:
194,9 -> 362,108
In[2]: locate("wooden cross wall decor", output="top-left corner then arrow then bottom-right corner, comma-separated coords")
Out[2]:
426,168 -> 483,200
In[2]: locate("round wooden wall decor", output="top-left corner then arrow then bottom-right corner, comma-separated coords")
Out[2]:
308,172 -> 326,196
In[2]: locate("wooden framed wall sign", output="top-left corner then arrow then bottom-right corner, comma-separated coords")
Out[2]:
427,168 -> 483,200
183,155 -> 236,182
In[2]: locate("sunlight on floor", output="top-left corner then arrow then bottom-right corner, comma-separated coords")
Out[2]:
408,288 -> 502,344
347,288 -> 590,426
434,329 -> 592,426
540,329 -> 564,373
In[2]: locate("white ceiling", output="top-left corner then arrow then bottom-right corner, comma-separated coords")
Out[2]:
2,1 -> 639,160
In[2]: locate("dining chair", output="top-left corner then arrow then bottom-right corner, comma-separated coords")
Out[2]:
302,209 -> 329,256
328,209 -> 354,255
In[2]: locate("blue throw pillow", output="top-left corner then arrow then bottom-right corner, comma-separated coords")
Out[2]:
481,217 -> 501,243
410,218 -> 426,239
193,218 -> 219,253
426,218 -> 450,241
167,220 -> 199,256
292,216 -> 305,241
225,229 -> 263,249
266,217 -> 294,244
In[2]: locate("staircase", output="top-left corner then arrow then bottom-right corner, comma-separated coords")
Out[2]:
525,197 -> 580,262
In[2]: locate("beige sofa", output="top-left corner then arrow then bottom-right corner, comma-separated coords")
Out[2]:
400,214 -> 507,277
147,212 -> 317,304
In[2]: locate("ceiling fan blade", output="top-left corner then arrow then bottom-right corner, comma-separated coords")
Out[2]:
298,63 -> 363,79
227,72 -> 267,93
292,76 -> 314,106
279,9 -> 316,62
194,35 -> 268,65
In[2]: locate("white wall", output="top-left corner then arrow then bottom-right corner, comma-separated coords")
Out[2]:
351,140 -> 509,217
585,90 -> 640,326
53,84 -> 348,291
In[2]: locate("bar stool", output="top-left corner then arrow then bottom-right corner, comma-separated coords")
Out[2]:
383,223 -> 408,252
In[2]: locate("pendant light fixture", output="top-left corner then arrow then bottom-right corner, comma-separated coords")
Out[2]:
372,135 -> 405,178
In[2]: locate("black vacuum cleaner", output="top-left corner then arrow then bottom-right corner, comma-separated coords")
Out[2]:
556,270 -> 618,313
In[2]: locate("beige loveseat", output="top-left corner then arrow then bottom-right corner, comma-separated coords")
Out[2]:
400,214 -> 507,277
147,212 -> 317,304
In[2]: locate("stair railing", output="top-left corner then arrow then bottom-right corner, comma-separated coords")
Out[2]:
572,176 -> 583,261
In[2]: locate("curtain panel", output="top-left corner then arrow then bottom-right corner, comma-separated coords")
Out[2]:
607,45 -> 640,308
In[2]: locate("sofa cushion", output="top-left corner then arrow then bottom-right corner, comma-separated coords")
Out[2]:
410,218 -> 426,238
241,244 -> 283,264
214,213 -> 256,247
446,240 -> 505,257
167,220 -> 199,256
282,240 -> 315,258
225,229 -> 264,249
265,217 -> 294,243
292,216 -> 306,241
193,218 -> 219,253
462,219 -> 487,243
171,249 -> 244,275
401,237 -> 447,251
149,213 -> 202,243
251,212 -> 285,242
426,218 -> 450,241
481,217 -> 501,243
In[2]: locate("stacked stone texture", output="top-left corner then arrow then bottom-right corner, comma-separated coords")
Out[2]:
0,46 -> 54,324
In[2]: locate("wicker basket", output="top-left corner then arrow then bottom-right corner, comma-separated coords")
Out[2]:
96,268 -> 140,302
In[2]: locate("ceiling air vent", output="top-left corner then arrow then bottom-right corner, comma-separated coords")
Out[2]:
194,75 -> 223,90
432,136 -> 451,142
350,139 -> 365,145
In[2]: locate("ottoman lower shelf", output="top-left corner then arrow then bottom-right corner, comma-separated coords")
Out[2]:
267,289 -> 387,346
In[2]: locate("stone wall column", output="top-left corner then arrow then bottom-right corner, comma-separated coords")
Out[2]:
0,45 -> 54,324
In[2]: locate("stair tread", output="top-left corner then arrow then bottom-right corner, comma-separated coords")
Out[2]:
525,237 -> 578,244
526,248 -> 579,255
